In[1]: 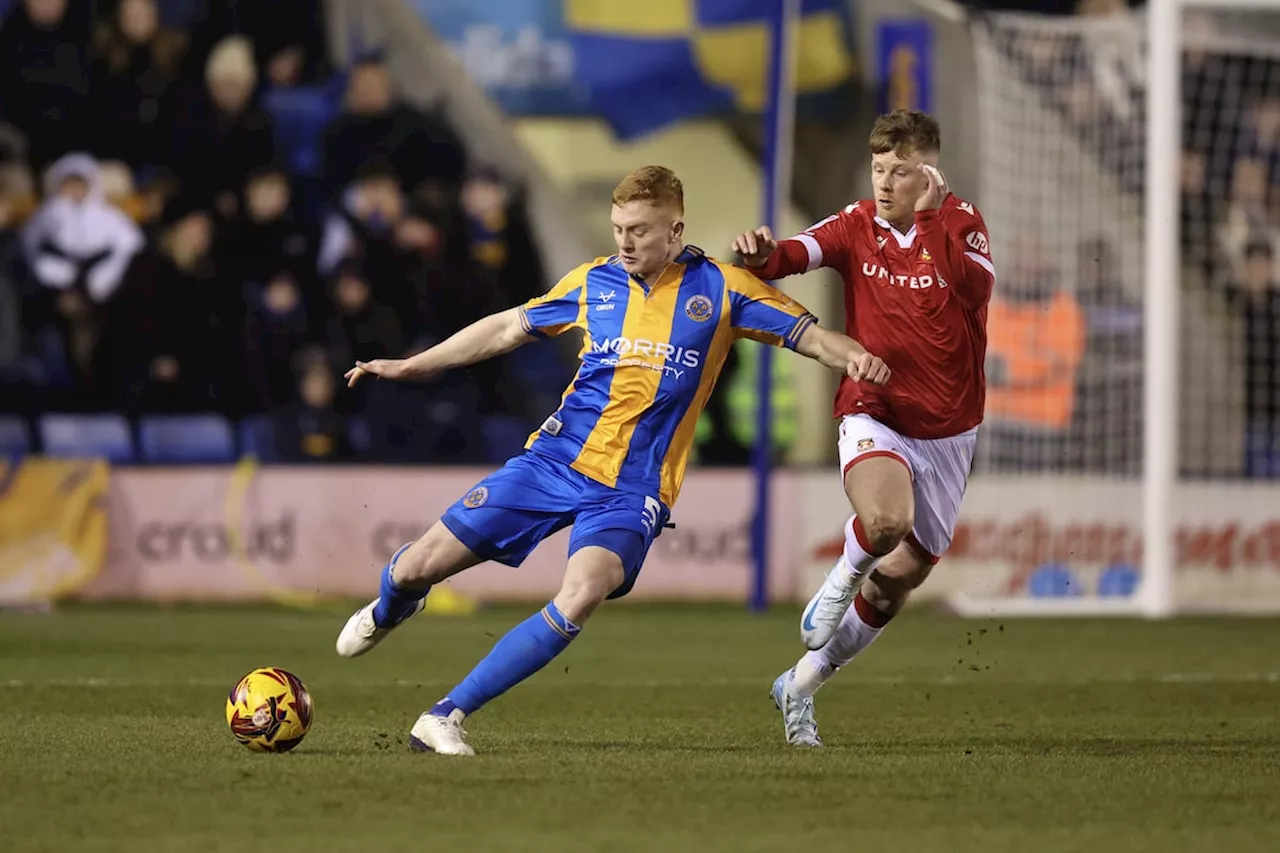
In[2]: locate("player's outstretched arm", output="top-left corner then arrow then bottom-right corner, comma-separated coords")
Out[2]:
795,324 -> 891,385
732,226 -> 810,280
345,308 -> 531,387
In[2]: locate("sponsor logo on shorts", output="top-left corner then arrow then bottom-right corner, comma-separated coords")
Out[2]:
857,438 -> 875,452
463,487 -> 489,509
684,294 -> 714,323
641,496 -> 662,535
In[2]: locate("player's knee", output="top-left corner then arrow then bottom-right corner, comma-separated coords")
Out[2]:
555,560 -> 624,624
862,511 -> 913,555
863,571 -> 913,615
863,556 -> 931,614
861,576 -> 908,615
870,565 -> 925,595
554,577 -> 612,625
392,528 -> 459,589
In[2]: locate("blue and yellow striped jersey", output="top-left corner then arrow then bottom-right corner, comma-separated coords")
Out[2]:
517,247 -> 817,507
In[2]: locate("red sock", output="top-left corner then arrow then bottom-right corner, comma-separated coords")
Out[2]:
853,590 -> 893,629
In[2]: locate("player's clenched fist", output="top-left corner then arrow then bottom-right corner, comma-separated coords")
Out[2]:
732,226 -> 777,268
847,351 -> 890,385
345,358 -> 406,387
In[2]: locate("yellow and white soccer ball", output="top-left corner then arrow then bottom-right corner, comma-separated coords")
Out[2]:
226,667 -> 314,753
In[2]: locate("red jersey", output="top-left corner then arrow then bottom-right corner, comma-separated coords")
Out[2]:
753,195 -> 994,439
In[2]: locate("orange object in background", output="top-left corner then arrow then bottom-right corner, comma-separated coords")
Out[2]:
986,291 -> 1086,429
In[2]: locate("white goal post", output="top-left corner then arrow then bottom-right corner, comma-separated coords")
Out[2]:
944,0 -> 1280,618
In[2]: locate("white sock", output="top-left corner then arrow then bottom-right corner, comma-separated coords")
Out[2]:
791,652 -> 835,697
790,592 -> 893,698
839,515 -> 883,584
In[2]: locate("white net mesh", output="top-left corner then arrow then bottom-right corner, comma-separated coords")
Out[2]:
946,5 -> 1280,614
971,11 -> 1147,477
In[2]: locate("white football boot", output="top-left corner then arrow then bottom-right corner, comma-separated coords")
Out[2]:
335,543 -> 425,658
409,709 -> 475,756
770,668 -> 823,748
799,555 -> 861,650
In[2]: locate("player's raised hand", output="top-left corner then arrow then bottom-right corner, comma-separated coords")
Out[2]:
732,226 -> 777,268
345,358 -> 407,388
915,164 -> 949,212
847,351 -> 890,385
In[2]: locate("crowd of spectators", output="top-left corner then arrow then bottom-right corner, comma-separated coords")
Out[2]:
0,0 -> 566,464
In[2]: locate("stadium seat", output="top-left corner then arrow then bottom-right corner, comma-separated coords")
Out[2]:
0,415 -> 31,456
238,416 -> 278,462
1026,563 -> 1080,598
481,415 -> 531,463
39,413 -> 135,462
138,414 -> 236,463
1097,563 -> 1141,597
347,416 -> 372,455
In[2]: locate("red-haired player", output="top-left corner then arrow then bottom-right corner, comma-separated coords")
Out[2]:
733,110 -> 996,747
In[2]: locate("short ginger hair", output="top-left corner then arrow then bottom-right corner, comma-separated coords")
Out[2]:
611,166 -> 684,214
869,110 -> 941,158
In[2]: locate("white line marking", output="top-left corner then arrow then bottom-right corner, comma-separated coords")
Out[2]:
2,673 -> 1279,689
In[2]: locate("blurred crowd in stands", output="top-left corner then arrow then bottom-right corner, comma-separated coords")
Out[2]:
975,0 -> 1279,477
1,0 -> 1273,477
0,0 -> 568,464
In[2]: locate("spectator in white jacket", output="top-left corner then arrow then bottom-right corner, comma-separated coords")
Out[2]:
22,152 -> 144,408
23,151 -> 144,304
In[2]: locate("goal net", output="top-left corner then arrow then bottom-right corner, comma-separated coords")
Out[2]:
948,2 -> 1280,616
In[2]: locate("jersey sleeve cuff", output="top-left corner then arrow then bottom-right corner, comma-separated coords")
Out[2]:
784,313 -> 818,350
746,259 -> 776,280
517,307 -> 547,338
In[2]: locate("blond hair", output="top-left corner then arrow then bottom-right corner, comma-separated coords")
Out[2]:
205,34 -> 257,87
611,166 -> 684,213
869,109 -> 941,158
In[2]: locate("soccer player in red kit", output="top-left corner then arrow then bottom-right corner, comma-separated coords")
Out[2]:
732,110 -> 996,747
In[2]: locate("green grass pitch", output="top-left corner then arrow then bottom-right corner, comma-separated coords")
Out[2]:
1,603 -> 1278,852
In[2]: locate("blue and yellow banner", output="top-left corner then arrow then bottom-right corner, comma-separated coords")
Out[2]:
0,458 -> 109,606
876,18 -> 932,114
409,0 -> 856,138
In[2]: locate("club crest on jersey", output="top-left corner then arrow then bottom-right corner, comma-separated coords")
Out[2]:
921,247 -> 933,262
857,438 -> 875,452
684,294 -> 714,322
463,487 -> 489,509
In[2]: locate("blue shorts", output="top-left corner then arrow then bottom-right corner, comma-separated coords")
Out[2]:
440,452 -> 671,599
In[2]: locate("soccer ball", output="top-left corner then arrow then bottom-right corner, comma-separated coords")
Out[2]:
226,667 -> 314,753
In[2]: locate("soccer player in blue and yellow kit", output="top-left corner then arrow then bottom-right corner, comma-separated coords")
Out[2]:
335,166 -> 890,755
